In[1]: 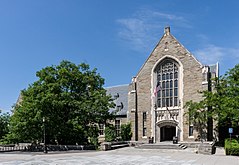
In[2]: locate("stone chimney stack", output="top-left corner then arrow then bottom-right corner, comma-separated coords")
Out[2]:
164,26 -> 170,35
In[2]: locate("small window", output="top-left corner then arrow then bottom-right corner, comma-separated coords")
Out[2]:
189,111 -> 194,137
115,120 -> 121,137
189,125 -> 194,136
99,124 -> 104,136
143,112 -> 147,136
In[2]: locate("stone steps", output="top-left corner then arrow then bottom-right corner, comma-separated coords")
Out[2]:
136,143 -> 187,150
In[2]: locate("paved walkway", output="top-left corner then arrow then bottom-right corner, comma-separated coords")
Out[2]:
0,147 -> 238,165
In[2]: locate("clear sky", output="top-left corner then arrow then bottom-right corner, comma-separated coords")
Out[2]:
0,0 -> 239,113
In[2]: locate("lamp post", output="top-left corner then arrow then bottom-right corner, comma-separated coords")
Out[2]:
43,117 -> 47,153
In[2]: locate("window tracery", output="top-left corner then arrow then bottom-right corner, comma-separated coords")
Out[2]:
156,59 -> 179,108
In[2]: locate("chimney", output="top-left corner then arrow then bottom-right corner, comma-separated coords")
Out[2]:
164,26 -> 170,35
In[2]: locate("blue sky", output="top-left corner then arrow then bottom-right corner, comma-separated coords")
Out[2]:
0,0 -> 239,113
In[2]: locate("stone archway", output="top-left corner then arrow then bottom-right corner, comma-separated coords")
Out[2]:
160,125 -> 176,141
155,120 -> 178,142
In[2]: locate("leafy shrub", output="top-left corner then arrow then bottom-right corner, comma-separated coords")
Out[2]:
120,123 -> 132,141
104,124 -> 116,142
225,138 -> 239,155
87,125 -> 99,148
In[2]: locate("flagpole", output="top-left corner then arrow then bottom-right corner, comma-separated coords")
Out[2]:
154,81 -> 159,143
166,105 -> 179,125
165,104 -> 181,140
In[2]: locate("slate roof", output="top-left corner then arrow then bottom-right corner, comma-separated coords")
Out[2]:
105,84 -> 128,116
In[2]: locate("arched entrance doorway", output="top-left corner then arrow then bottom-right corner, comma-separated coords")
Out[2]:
160,125 -> 176,141
156,120 -> 178,142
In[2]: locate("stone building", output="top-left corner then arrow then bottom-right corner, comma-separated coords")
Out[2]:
100,85 -> 128,142
107,27 -> 218,143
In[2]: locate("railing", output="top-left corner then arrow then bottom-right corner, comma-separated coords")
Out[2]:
0,145 -> 26,152
0,144 -> 96,152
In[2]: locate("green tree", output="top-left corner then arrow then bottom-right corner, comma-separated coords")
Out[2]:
6,60 -> 115,145
104,124 -> 117,142
184,97 -> 210,140
120,123 -> 132,141
0,111 -> 10,142
215,64 -> 239,126
185,64 -> 239,141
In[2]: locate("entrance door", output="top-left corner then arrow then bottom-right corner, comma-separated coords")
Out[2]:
160,126 -> 176,141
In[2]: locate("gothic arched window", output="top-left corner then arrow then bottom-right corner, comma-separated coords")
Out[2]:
155,59 -> 179,108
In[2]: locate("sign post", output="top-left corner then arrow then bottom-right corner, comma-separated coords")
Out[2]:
229,128 -> 233,141
229,127 -> 233,155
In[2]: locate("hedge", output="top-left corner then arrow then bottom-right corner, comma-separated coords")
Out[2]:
225,138 -> 239,156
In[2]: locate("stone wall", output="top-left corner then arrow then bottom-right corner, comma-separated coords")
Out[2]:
130,27 -> 205,142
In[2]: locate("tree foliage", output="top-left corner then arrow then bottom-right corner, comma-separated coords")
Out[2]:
185,64 -> 239,140
6,60 -> 115,145
0,111 -> 10,141
104,124 -> 117,142
120,123 -> 132,141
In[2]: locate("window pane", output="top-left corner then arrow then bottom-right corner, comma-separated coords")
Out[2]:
143,112 -> 147,121
174,72 -> 178,79
170,98 -> 173,106
166,73 -> 169,79
170,81 -> 173,88
166,81 -> 169,88
170,73 -> 173,79
99,124 -> 104,136
158,99 -> 161,107
189,126 -> 193,136
158,90 -> 161,97
158,74 -> 161,81
166,89 -> 169,97
174,97 -> 178,106
174,80 -> 178,87
166,98 -> 169,107
174,88 -> 178,96
162,81 -> 165,88
143,128 -> 147,136
162,98 -> 165,107
115,120 -> 121,137
170,89 -> 173,96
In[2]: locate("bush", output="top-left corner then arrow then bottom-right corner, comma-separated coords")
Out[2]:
120,123 -> 132,141
87,125 -> 99,148
225,138 -> 239,155
104,124 -> 116,142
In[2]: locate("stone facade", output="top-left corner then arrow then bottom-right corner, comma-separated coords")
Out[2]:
101,85 -> 129,142
128,27 -> 218,143
106,27 -> 218,143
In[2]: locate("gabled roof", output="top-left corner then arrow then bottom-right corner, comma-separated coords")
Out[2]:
105,84 -> 128,116
135,26 -> 203,77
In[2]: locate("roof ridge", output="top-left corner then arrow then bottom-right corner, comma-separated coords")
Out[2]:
105,84 -> 128,88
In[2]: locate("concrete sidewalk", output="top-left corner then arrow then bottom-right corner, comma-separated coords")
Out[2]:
0,147 -> 238,165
